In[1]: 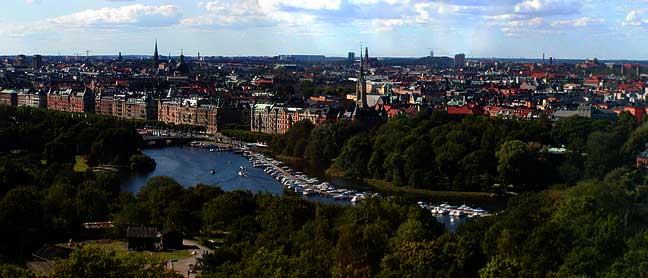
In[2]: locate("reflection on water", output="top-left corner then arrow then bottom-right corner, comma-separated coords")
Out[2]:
123,146 -> 502,232
122,147 -> 349,205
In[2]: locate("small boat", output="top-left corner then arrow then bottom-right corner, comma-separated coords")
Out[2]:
209,148 -> 215,152
209,169 -> 216,175
238,170 -> 246,176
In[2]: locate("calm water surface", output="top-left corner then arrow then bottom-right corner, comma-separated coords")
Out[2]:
122,147 -> 348,205
123,146 -> 495,231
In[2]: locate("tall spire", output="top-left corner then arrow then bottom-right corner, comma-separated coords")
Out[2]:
364,47 -> 369,68
153,39 -> 160,68
356,47 -> 368,109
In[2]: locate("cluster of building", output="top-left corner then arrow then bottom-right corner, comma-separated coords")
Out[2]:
2,43 -> 648,135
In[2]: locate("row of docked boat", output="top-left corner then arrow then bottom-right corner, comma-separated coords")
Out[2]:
189,141 -> 232,152
418,202 -> 491,219
244,151 -> 372,203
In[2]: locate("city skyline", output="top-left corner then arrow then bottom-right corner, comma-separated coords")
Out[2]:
1,0 -> 648,59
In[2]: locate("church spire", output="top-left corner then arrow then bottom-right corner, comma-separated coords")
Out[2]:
356,47 -> 368,109
364,47 -> 369,68
153,39 -> 160,68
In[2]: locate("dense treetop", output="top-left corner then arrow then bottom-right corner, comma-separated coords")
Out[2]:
2,106 -> 648,277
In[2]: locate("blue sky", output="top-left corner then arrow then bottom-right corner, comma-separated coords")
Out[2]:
1,0 -> 648,59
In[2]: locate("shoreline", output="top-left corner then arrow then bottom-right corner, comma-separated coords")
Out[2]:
158,141 -> 503,207
325,168 -> 499,200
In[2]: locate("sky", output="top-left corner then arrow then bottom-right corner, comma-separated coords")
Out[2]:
1,0 -> 648,59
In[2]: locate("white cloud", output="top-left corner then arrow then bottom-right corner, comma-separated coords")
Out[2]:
484,0 -> 591,35
622,10 -> 648,27
348,0 -> 410,5
0,4 -> 182,37
261,0 -> 342,10
369,18 -> 409,32
47,4 -> 181,27
551,16 -> 604,27
183,0 -> 329,26
484,14 -> 524,21
513,0 -> 580,15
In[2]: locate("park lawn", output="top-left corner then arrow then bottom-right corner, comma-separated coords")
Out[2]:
157,249 -> 193,261
83,240 -> 128,252
81,240 -> 192,261
73,156 -> 89,172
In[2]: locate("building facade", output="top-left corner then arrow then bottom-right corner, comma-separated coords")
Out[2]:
250,104 -> 333,134
47,89 -> 94,113
158,101 -> 219,133
17,90 -> 47,108
0,89 -> 18,106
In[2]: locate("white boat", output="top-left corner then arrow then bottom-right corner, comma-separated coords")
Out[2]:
351,195 -> 366,203
238,170 -> 246,176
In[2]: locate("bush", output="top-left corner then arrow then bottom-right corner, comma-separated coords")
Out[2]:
129,154 -> 156,173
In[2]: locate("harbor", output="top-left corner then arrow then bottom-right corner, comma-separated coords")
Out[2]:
243,150 -> 374,203
417,202 -> 492,219
123,145 -> 494,230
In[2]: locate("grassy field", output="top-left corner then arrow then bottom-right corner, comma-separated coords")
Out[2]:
73,156 -> 89,172
81,240 -> 192,261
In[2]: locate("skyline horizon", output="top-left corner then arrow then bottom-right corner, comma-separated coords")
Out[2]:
2,50 -> 648,62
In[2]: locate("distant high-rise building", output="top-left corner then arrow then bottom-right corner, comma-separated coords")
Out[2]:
32,55 -> 42,69
278,55 -> 326,63
454,53 -> 465,68
549,57 -> 553,65
14,55 -> 27,68
347,52 -> 355,65
118,52 -> 123,61
153,40 -> 160,68
430,50 -> 434,57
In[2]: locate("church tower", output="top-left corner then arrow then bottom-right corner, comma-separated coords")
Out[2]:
153,40 -> 160,68
175,49 -> 189,74
356,48 -> 368,109
364,47 -> 369,68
